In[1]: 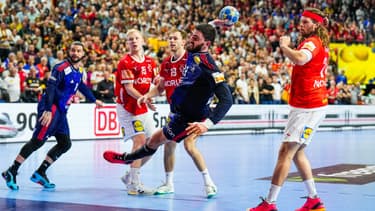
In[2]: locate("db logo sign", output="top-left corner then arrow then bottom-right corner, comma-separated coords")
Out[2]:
94,106 -> 120,136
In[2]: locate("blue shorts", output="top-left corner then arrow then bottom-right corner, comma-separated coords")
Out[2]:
162,113 -> 190,143
33,103 -> 69,141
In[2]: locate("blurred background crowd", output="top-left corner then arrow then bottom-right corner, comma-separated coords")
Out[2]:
0,0 -> 374,105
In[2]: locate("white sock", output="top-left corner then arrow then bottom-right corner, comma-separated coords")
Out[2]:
201,169 -> 214,186
304,179 -> 318,198
266,184 -> 281,203
130,167 -> 140,184
165,171 -> 174,185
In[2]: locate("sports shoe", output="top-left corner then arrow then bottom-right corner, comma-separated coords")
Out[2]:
154,183 -> 174,195
127,182 -> 155,195
121,171 -> 131,188
295,197 -> 325,211
103,151 -> 133,165
30,171 -> 55,189
2,169 -> 19,190
247,197 -> 278,211
205,184 -> 217,198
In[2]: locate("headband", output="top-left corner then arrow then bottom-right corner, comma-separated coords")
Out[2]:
302,11 -> 324,24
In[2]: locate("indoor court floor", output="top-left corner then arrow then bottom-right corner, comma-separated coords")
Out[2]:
1,130 -> 374,211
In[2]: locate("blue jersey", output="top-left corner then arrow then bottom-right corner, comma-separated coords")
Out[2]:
40,60 -> 96,113
170,52 -> 232,124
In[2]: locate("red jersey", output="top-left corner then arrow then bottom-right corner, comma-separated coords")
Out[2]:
159,52 -> 187,104
115,54 -> 157,115
289,36 -> 329,108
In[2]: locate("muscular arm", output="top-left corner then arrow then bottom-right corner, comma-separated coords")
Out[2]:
146,77 -> 165,98
279,36 -> 311,65
186,82 -> 233,135
124,83 -> 143,100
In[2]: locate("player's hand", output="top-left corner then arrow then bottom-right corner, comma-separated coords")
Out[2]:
137,95 -> 149,107
186,122 -> 208,136
39,111 -> 52,126
279,36 -> 291,48
95,100 -> 104,108
210,19 -> 233,30
146,99 -> 156,111
137,95 -> 156,111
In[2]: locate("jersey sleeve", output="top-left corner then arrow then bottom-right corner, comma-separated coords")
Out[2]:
45,66 -> 64,111
117,59 -> 134,84
151,59 -> 158,83
208,77 -> 233,124
300,37 -> 320,58
78,81 -> 96,102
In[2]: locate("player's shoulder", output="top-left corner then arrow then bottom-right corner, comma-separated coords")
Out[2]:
144,55 -> 157,63
161,55 -> 173,65
54,60 -> 70,72
192,52 -> 218,72
300,36 -> 322,51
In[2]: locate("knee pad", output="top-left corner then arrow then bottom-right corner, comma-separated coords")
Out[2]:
19,138 -> 45,159
47,134 -> 72,161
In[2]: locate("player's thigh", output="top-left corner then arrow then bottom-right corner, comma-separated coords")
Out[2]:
283,108 -> 326,145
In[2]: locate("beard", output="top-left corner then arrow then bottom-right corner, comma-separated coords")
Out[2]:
186,42 -> 204,53
68,55 -> 84,64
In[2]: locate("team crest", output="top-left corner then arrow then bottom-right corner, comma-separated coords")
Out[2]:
193,55 -> 201,64
132,120 -> 145,132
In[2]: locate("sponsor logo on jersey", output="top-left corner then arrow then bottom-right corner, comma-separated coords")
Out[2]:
212,72 -> 225,84
313,79 -> 326,88
64,66 -> 72,74
302,41 -> 316,52
134,77 -> 152,85
165,79 -> 181,87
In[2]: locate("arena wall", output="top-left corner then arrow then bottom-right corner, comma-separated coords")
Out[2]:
1,104 -> 374,143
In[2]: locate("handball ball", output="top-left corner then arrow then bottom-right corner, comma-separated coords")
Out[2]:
219,6 -> 240,25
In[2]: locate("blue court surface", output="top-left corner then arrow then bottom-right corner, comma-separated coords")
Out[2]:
1,130 -> 374,211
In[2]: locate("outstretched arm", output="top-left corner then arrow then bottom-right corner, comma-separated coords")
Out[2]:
186,82 -> 233,136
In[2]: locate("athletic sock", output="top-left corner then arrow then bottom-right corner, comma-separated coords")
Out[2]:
9,160 -> 21,175
304,179 -> 318,198
130,168 -> 140,184
201,169 -> 214,186
266,184 -> 281,203
37,160 -> 51,175
165,171 -> 174,185
124,144 -> 157,161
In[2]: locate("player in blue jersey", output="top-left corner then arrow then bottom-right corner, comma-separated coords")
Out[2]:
103,24 -> 233,196
2,41 -> 103,190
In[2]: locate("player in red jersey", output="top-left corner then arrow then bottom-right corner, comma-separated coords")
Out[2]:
138,28 -> 218,197
249,8 -> 329,211
114,29 -> 158,195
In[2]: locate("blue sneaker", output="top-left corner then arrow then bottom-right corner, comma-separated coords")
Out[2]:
30,172 -> 55,189
2,169 -> 19,190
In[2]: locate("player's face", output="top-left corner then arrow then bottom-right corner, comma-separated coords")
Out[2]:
126,31 -> 144,53
168,32 -> 185,53
186,30 -> 206,53
69,44 -> 85,63
299,16 -> 317,37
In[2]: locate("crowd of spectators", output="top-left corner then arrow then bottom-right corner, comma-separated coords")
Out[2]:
0,0 -> 374,105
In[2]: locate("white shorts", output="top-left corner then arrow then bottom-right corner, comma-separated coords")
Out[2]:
116,104 -> 156,142
283,106 -> 326,145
